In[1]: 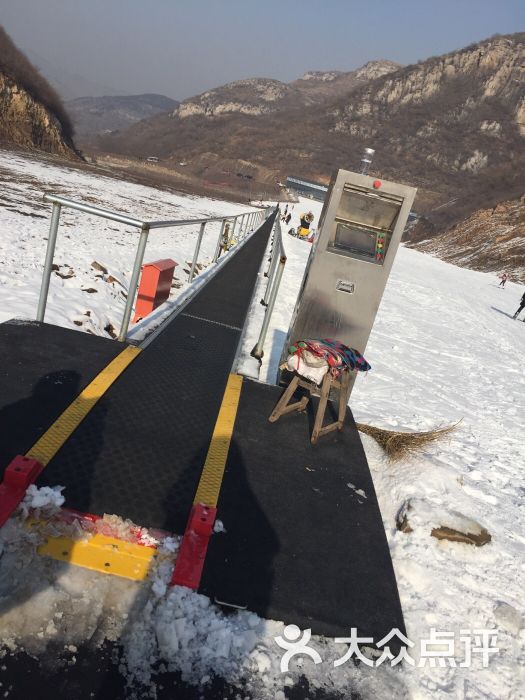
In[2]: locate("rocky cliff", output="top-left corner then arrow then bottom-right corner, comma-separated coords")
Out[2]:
0,26 -> 77,158
406,196 -> 525,283
332,35 -> 524,165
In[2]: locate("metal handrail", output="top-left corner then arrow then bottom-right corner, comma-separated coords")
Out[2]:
251,212 -> 287,360
42,193 -> 264,231
37,193 -> 266,342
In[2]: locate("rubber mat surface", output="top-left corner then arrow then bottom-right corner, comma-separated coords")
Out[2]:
0,321 -> 123,470
0,644 -> 352,699
199,378 -> 406,642
37,216 -> 275,533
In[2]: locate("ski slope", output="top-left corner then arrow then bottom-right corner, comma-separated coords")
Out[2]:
0,150 -> 524,699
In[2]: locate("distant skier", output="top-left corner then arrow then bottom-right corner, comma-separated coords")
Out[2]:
285,213 -> 291,225
498,272 -> 509,288
512,291 -> 525,320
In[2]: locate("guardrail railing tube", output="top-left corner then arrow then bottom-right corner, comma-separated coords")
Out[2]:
252,254 -> 287,360
118,225 -> 150,342
189,221 -> 206,282
36,201 -> 62,322
262,218 -> 281,301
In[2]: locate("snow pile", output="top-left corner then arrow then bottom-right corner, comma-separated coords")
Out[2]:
21,483 -> 65,512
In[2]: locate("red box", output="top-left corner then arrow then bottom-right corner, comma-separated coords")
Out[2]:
133,259 -> 177,323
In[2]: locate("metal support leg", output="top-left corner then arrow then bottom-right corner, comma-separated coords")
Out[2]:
230,216 -> 238,244
118,226 -> 150,342
213,219 -> 227,263
36,202 -> 62,322
189,222 -> 206,282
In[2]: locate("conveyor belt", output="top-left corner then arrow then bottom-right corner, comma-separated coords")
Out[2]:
199,378 -> 406,642
0,644 -> 351,699
0,321 -> 123,470
36,215 -> 275,533
0,208 -> 404,695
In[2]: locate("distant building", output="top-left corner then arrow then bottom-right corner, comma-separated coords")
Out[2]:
286,176 -> 328,201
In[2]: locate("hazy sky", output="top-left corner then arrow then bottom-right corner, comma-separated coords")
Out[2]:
1,0 -> 524,100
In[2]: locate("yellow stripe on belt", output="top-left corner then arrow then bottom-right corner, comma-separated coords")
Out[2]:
26,345 -> 141,465
193,373 -> 243,507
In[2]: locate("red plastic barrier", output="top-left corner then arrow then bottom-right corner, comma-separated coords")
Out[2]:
0,455 -> 45,527
170,503 -> 217,589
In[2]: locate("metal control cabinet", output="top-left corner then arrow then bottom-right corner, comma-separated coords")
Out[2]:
280,168 -> 417,396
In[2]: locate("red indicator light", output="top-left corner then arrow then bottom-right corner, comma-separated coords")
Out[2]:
373,180 -> 382,189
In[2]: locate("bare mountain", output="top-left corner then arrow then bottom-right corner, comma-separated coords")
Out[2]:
175,60 -> 399,118
67,94 -> 179,139
97,34 -> 524,225
0,26 -> 78,158
289,61 -> 402,103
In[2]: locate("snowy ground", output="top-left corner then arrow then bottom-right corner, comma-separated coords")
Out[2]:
0,149 -> 257,338
0,151 -> 524,699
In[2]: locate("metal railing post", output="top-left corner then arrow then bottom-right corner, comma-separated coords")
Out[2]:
230,216 -> 238,245
118,225 -> 150,342
189,222 -> 206,282
36,202 -> 62,322
213,219 -> 227,263
251,254 -> 287,360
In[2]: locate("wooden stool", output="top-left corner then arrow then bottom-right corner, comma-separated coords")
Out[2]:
269,369 -> 351,444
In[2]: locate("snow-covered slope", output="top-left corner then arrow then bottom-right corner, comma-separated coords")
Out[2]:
0,149 -> 255,338
0,155 -> 524,699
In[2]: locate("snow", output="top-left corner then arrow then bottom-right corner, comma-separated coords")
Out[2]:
0,152 -> 524,698
0,148 -> 257,339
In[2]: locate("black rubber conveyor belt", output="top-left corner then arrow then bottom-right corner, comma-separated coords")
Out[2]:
0,320 -> 123,470
199,378 -> 406,642
36,213 -> 275,533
